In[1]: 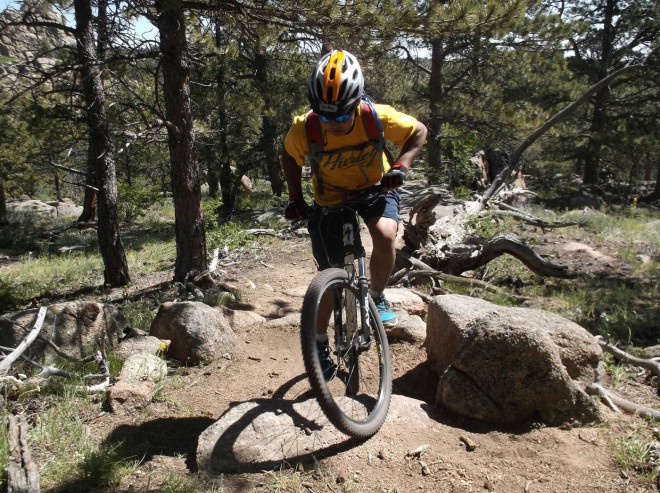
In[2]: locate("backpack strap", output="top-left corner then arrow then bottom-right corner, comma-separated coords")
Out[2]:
305,96 -> 395,199
360,97 -> 383,143
360,96 -> 396,173
305,111 -> 325,195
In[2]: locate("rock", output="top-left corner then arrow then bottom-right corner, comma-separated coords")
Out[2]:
426,294 -> 602,426
0,302 -> 128,363
197,394 -> 432,473
384,288 -> 427,316
45,198 -> 82,218
107,379 -> 155,414
643,345 -> 660,358
197,399 -> 341,473
223,308 -> 267,331
266,312 -> 300,328
240,175 -> 253,192
115,335 -> 170,360
150,301 -> 239,364
5,199 -> 56,225
386,311 -> 426,343
119,353 -> 168,383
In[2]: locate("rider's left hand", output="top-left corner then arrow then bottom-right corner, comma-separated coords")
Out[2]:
381,162 -> 408,190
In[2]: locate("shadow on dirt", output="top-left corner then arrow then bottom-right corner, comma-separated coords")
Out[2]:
392,360 -> 438,404
104,416 -> 214,471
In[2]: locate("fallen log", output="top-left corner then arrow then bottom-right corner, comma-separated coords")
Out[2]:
7,415 -> 40,493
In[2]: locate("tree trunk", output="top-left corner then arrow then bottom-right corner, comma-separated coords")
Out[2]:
74,0 -> 129,287
427,38 -> 445,182
641,160 -> 660,202
0,177 -> 7,225
77,178 -> 97,222
262,114 -> 283,195
582,0 -> 616,185
254,50 -> 284,196
212,18 -> 234,219
157,0 -> 207,281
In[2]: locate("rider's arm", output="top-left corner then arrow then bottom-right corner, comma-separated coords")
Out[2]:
394,121 -> 428,171
282,148 -> 303,198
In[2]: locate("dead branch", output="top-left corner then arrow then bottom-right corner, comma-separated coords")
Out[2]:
49,160 -> 87,176
246,228 -> 278,236
440,233 -> 574,278
0,307 -> 47,375
403,287 -> 435,303
182,271 -> 205,301
7,415 -> 40,493
585,383 -> 660,421
0,346 -> 74,379
595,336 -> 660,385
480,210 -> 578,230
394,250 -> 526,299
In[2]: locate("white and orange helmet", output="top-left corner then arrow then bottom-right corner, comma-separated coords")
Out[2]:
307,50 -> 364,117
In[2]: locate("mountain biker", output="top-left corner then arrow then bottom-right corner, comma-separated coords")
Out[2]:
282,49 -> 427,377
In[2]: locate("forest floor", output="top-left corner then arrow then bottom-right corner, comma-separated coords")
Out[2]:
3,184 -> 660,493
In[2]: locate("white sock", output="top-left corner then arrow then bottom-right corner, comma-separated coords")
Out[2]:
316,333 -> 329,344
369,289 -> 382,299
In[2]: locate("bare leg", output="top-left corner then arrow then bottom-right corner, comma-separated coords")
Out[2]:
316,290 -> 333,335
365,216 -> 398,292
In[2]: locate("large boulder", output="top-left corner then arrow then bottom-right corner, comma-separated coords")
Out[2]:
150,301 -> 239,364
0,302 -> 128,363
426,295 -> 602,426
5,199 -> 56,225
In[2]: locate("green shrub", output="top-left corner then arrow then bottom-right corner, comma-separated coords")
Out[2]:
118,182 -> 162,223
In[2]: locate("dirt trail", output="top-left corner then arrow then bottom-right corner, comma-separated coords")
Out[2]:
86,186 -> 658,493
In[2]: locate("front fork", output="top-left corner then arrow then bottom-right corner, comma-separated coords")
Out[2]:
334,222 -> 371,354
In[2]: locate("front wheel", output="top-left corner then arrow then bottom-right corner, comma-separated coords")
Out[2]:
301,268 -> 392,438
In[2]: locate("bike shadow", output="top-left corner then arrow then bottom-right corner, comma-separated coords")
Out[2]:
197,373 -> 367,474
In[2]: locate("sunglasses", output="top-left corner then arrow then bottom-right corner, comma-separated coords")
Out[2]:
319,113 -> 352,124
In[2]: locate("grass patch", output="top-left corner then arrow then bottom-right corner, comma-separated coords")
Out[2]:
532,276 -> 658,346
27,388 -> 139,491
611,430 -> 660,484
0,408 -> 7,490
0,252 -> 105,303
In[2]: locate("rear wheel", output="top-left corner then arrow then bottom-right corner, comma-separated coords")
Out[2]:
301,268 -> 392,438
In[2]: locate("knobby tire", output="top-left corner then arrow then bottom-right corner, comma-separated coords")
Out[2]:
301,268 -> 392,438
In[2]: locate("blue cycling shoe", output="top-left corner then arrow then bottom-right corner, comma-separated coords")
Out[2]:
374,293 -> 398,327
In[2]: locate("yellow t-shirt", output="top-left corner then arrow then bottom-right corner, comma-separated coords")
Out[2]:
284,103 -> 418,206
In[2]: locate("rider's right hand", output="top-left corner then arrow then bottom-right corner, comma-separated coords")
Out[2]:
285,195 -> 309,220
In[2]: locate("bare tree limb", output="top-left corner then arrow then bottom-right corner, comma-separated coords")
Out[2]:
48,160 -> 87,176
394,250 -> 527,299
480,210 -> 578,229
0,307 -> 47,375
585,383 -> 660,421
595,336 -> 660,380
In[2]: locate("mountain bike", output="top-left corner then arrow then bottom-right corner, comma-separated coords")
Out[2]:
300,187 -> 392,438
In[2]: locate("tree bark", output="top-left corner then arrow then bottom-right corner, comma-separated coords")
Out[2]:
0,177 -> 7,225
214,22 -> 233,220
254,50 -> 284,196
7,415 -> 40,493
427,38 -> 445,181
582,0 -> 616,185
157,0 -> 207,282
74,0 -> 129,287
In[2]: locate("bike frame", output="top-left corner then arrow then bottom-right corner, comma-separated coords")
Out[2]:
339,220 -> 371,350
315,201 -> 374,357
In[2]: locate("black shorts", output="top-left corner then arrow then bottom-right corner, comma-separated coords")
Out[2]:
308,190 -> 400,270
